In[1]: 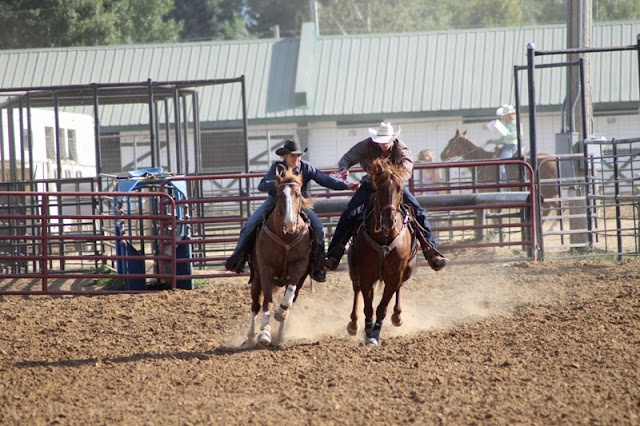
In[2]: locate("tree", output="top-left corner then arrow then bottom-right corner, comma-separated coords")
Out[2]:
446,0 -> 522,29
169,0 -> 246,42
244,0 -> 311,38
521,0 -> 566,25
316,0 -> 448,35
593,0 -> 640,21
0,0 -> 182,49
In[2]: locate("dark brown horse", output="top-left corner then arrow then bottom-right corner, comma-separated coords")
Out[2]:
440,129 -> 560,215
247,168 -> 312,346
347,158 -> 418,346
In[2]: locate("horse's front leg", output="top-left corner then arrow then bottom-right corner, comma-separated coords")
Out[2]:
367,281 -> 398,346
274,283 -> 297,322
347,279 -> 360,336
246,279 -> 262,345
362,284 -> 377,345
257,283 -> 274,346
391,287 -> 403,327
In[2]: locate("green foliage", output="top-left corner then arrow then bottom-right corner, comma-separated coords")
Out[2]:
0,0 -> 181,49
87,264 -> 126,291
447,0 -> 523,29
244,0 -> 311,38
169,0 -> 246,41
593,0 -> 640,21
317,0 -> 448,35
521,0 -> 566,25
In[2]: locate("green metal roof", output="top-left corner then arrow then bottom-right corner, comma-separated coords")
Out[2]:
0,21 -> 638,127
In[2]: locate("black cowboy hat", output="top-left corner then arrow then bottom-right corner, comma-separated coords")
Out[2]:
275,139 -> 308,156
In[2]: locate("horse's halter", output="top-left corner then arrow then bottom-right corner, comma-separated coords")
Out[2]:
278,182 -> 302,234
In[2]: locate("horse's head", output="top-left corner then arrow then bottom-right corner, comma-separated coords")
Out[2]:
440,129 -> 468,161
370,158 -> 405,235
275,168 -> 311,234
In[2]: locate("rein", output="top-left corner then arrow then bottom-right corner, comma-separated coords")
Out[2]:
448,137 -> 493,159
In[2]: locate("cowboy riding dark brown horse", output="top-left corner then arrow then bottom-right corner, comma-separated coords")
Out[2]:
247,168 -> 312,346
346,158 -> 418,346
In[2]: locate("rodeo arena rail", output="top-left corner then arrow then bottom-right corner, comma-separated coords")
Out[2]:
1,141 -> 639,296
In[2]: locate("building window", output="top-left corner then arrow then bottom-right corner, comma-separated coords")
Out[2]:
58,128 -> 68,159
67,129 -> 77,161
45,127 -> 55,160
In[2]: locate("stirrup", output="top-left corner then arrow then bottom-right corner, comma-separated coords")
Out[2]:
311,266 -> 326,282
423,248 -> 447,271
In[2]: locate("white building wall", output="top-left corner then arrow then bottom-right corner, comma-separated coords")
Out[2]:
1,108 -> 96,180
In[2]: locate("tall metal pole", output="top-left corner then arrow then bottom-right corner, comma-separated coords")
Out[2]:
526,42 -> 543,259
526,43 -> 537,171
147,79 -> 157,168
241,75 -> 250,173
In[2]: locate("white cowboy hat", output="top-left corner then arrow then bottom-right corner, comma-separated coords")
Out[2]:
368,122 -> 400,144
496,105 -> 516,116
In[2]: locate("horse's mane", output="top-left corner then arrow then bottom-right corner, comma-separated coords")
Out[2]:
370,158 -> 405,189
276,167 -> 313,209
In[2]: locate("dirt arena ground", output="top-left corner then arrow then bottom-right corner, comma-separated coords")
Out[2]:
1,258 -> 639,425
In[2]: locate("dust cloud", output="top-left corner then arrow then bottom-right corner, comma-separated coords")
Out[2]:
222,263 -> 562,347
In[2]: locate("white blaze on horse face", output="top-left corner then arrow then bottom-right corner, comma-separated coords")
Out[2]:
282,185 -> 297,233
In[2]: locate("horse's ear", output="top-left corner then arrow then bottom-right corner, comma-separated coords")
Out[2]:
275,168 -> 285,185
463,130 -> 467,136
455,129 -> 460,136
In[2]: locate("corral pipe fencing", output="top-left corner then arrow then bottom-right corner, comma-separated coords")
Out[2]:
412,159 -> 537,263
0,191 -> 177,295
0,159 -> 538,295
536,138 -> 640,261
157,159 -> 538,275
522,35 -> 640,255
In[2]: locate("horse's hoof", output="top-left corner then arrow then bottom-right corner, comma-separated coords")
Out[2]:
365,337 -> 379,346
241,337 -> 256,348
346,322 -> 358,336
257,331 -> 271,346
391,314 -> 403,327
274,306 -> 289,322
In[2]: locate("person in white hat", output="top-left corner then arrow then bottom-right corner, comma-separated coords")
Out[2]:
225,139 -> 359,282
486,105 -> 519,180
324,122 -> 447,272
491,105 -> 519,174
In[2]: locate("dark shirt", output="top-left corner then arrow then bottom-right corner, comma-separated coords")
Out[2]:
258,159 -> 349,197
338,138 -> 413,183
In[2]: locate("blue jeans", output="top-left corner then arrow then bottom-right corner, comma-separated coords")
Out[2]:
499,144 -> 517,181
231,196 -> 325,257
327,183 -> 436,254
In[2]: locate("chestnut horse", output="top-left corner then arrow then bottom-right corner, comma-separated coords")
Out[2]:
346,158 -> 418,346
440,129 -> 560,215
247,168 -> 312,346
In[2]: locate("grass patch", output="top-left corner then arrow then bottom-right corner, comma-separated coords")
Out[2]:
86,264 -> 127,291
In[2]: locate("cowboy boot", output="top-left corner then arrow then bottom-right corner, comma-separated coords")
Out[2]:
224,250 -> 248,274
324,244 -> 345,271
415,229 -> 448,271
310,243 -> 327,282
424,246 -> 448,271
